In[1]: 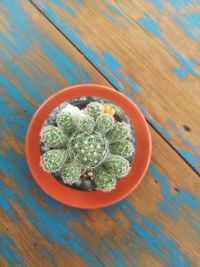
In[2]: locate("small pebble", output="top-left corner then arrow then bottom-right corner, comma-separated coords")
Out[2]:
40,143 -> 49,155
74,180 -> 82,187
82,180 -> 93,191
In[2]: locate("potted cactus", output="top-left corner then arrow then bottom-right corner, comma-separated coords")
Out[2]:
40,101 -> 135,192
26,84 -> 151,208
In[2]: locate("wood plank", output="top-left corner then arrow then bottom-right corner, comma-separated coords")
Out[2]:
30,0 -> 200,174
0,0 -> 199,266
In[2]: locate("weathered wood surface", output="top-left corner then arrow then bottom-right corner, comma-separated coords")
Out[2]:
31,0 -> 200,174
0,0 -> 199,266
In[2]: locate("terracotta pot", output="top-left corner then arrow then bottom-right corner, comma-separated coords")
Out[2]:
26,84 -> 151,208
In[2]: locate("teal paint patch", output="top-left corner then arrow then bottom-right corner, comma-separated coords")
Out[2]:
189,58 -> 197,65
151,164 -> 200,226
41,40 -> 91,84
0,234 -> 26,267
173,17 -> 200,44
175,53 -> 199,76
168,119 -> 198,150
140,215 -> 190,267
0,75 -> 34,113
0,180 -> 19,221
107,3 -> 132,24
148,115 -> 171,139
138,12 -> 162,39
165,41 -> 199,77
0,101 -> 29,141
176,148 -> 200,174
1,61 -> 44,105
34,242 -> 56,264
168,119 -> 200,173
102,11 -> 124,27
137,13 -> 199,77
165,0 -> 194,11
103,52 -> 141,93
0,2 -> 44,104
0,76 -> 35,140
108,4 -> 123,16
107,251 -> 126,267
51,0 -> 77,17
183,11 -> 200,30
72,0 -> 82,5
0,96 -> 9,140
150,0 -> 165,8
173,67 -> 187,79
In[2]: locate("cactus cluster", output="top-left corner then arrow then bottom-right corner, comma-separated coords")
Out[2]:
40,102 -> 135,192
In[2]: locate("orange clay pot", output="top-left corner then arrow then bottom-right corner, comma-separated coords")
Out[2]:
26,84 -> 151,209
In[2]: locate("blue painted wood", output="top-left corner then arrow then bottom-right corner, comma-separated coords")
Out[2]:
30,0 -> 200,174
0,235 -> 26,267
0,0 -> 200,266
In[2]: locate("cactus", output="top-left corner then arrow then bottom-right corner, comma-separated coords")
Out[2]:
109,140 -> 134,157
60,162 -> 82,185
95,113 -> 114,133
78,115 -> 95,133
86,102 -> 102,120
104,155 -> 129,177
95,168 -> 116,192
106,122 -> 130,143
56,111 -> 76,134
40,126 -> 66,148
71,133 -> 108,168
40,149 -> 68,172
40,101 -> 134,192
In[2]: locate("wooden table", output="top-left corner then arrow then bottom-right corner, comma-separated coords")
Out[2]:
0,0 -> 200,266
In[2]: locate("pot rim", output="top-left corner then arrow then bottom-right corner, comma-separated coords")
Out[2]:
26,84 -> 152,209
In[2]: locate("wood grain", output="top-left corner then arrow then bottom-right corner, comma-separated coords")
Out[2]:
0,0 -> 199,266
31,0 -> 200,174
